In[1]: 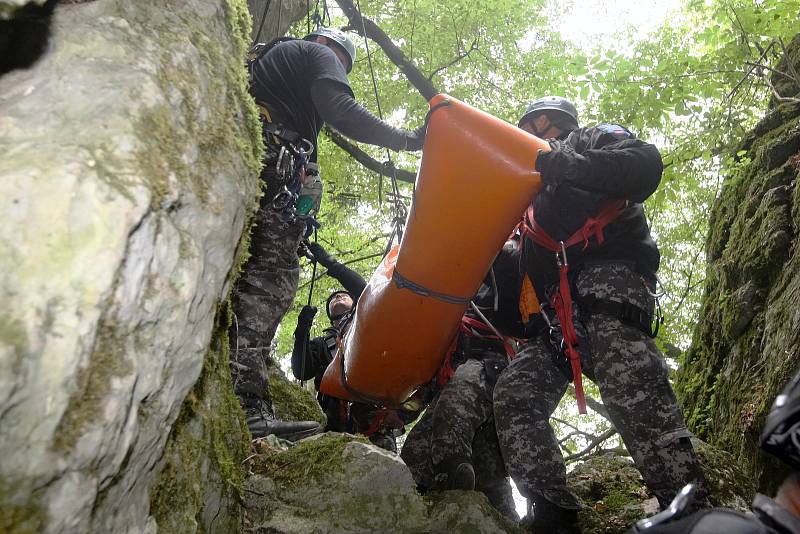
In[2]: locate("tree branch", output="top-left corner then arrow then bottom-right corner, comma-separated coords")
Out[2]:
324,127 -> 417,184
564,428 -> 619,463
428,37 -> 479,81
335,0 -> 439,100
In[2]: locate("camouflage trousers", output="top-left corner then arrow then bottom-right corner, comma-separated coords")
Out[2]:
229,160 -> 310,410
401,356 -> 516,520
493,263 -> 707,510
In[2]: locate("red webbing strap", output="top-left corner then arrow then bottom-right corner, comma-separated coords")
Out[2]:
361,407 -> 389,437
436,333 -> 461,388
460,316 -> 521,360
517,200 -> 626,415
553,262 -> 587,414
437,314 -> 523,388
521,199 -> 626,251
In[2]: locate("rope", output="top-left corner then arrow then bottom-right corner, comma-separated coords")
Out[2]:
306,228 -> 319,306
277,0 -> 282,37
354,0 -> 406,247
299,228 -> 319,388
252,0 -> 273,45
393,268 -> 474,305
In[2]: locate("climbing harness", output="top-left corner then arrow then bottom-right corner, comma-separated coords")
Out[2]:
518,200 -> 627,414
255,104 -> 321,236
436,311 -> 523,388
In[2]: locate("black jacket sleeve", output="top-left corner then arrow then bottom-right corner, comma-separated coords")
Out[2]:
310,79 -> 411,150
326,262 -> 367,300
309,241 -> 368,299
569,138 -> 663,203
291,322 -> 321,381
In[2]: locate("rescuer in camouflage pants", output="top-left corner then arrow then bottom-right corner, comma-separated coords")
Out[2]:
493,263 -> 707,530
401,352 -> 517,520
229,141 -> 321,440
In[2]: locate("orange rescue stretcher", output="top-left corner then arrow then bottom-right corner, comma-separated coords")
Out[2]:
320,94 -> 550,406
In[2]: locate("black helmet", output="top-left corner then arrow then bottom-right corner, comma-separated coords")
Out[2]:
760,366 -> 800,469
305,28 -> 356,73
518,96 -> 579,131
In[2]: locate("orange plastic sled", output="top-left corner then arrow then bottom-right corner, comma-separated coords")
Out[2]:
320,94 -> 550,406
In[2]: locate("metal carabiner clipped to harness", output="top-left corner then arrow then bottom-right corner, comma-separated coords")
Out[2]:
272,185 -> 297,212
275,146 -> 295,181
555,241 -> 568,268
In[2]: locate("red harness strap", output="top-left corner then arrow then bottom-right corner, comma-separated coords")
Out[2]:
436,333 -> 461,388
360,407 -> 389,437
519,200 -> 626,415
436,315 -> 523,388
461,316 -> 522,360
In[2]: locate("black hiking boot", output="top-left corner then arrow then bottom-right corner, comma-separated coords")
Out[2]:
434,459 -> 476,491
244,397 -> 321,442
529,496 -> 581,534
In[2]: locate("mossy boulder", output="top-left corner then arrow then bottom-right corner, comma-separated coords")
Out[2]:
570,454 -> 656,534
426,491 -> 525,534
268,364 -> 326,425
244,433 -> 521,533
569,440 -> 754,534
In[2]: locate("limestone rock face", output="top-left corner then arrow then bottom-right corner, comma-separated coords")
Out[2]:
674,32 -> 800,492
0,0 -> 264,532
244,433 -> 522,533
570,440 -> 755,534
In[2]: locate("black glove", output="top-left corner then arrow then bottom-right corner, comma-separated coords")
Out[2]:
535,139 -> 588,186
404,123 -> 427,151
306,241 -> 333,265
298,305 -> 318,327
297,241 -> 313,260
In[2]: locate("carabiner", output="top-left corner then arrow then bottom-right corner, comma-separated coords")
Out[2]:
272,186 -> 296,211
555,241 -> 568,268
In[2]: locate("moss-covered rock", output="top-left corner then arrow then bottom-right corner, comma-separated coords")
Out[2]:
570,454 -> 655,534
268,365 -> 327,425
244,433 -> 520,533
0,0 -> 46,19
149,301 -> 250,534
568,441 -> 755,534
427,491 -> 525,534
675,32 -> 800,494
0,0 -> 299,532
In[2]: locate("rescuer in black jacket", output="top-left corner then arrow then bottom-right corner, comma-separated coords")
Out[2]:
492,97 -> 708,533
291,241 -> 409,452
230,28 -> 425,441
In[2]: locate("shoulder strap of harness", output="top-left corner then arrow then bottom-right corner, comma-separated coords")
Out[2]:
517,199 -> 626,414
247,37 -> 298,85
